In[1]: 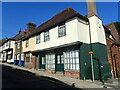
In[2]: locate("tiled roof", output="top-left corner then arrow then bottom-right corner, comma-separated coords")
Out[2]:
0,29 -> 30,45
0,38 -> 8,46
11,30 -> 29,41
24,8 -> 89,40
105,23 -> 120,43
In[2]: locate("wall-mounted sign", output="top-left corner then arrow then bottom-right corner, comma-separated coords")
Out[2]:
88,51 -> 94,54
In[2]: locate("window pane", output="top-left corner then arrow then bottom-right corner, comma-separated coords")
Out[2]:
76,64 -> 79,70
58,25 -> 66,38
61,55 -> 64,64
36,35 -> 40,44
44,31 -> 50,42
26,40 -> 29,47
57,55 -> 60,64
76,58 -> 79,63
73,63 -> 76,70
42,57 -> 45,64
76,50 -> 78,57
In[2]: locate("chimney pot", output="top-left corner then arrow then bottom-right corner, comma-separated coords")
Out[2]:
27,22 -> 36,32
19,30 -> 21,33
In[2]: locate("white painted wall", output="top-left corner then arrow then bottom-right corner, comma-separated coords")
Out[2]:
0,46 -> 2,61
2,40 -> 15,63
88,16 -> 106,45
77,18 -> 90,44
2,41 -> 9,50
35,18 -> 89,50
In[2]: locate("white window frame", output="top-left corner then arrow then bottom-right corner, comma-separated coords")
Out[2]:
46,53 -> 55,69
36,34 -> 40,44
26,39 -> 29,47
64,48 -> 79,71
17,41 -> 20,49
58,24 -> 66,38
44,31 -> 50,42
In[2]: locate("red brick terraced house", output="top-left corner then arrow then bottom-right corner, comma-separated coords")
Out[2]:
105,23 -> 120,78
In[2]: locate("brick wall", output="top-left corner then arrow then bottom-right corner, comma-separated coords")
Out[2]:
106,40 -> 120,78
64,71 -> 80,79
45,69 -> 56,74
45,70 -> 80,79
24,53 -> 38,70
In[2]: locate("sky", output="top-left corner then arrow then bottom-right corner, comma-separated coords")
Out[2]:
2,2 -> 119,39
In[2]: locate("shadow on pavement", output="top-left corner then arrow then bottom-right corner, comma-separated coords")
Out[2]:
2,65 -> 83,90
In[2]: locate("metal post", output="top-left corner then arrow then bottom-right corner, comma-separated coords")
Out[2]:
90,53 -> 94,82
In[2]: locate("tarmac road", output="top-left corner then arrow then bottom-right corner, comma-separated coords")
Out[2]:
2,65 -> 82,89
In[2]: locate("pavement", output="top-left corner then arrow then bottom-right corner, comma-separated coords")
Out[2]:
0,62 -> 119,89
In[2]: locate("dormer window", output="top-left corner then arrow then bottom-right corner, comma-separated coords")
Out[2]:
58,24 -> 66,38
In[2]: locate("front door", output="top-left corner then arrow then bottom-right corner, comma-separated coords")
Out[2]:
93,59 -> 100,80
56,54 -> 64,72
39,55 -> 45,69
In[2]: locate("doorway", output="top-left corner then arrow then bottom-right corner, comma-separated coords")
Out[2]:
56,54 -> 64,72
39,55 -> 45,69
93,58 -> 100,80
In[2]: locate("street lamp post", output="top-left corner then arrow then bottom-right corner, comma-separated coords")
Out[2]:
90,53 -> 94,82
89,51 -> 94,82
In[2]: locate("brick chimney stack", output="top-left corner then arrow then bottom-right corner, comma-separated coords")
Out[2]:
27,22 -> 36,32
86,0 -> 98,17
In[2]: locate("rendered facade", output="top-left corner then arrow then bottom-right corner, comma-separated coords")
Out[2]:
0,39 -> 15,63
1,2 -> 120,82
21,7 -> 112,81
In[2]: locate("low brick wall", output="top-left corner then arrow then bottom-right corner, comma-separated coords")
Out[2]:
24,54 -> 38,70
64,71 -> 80,79
45,69 -> 80,79
24,63 -> 33,69
45,69 -> 56,74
